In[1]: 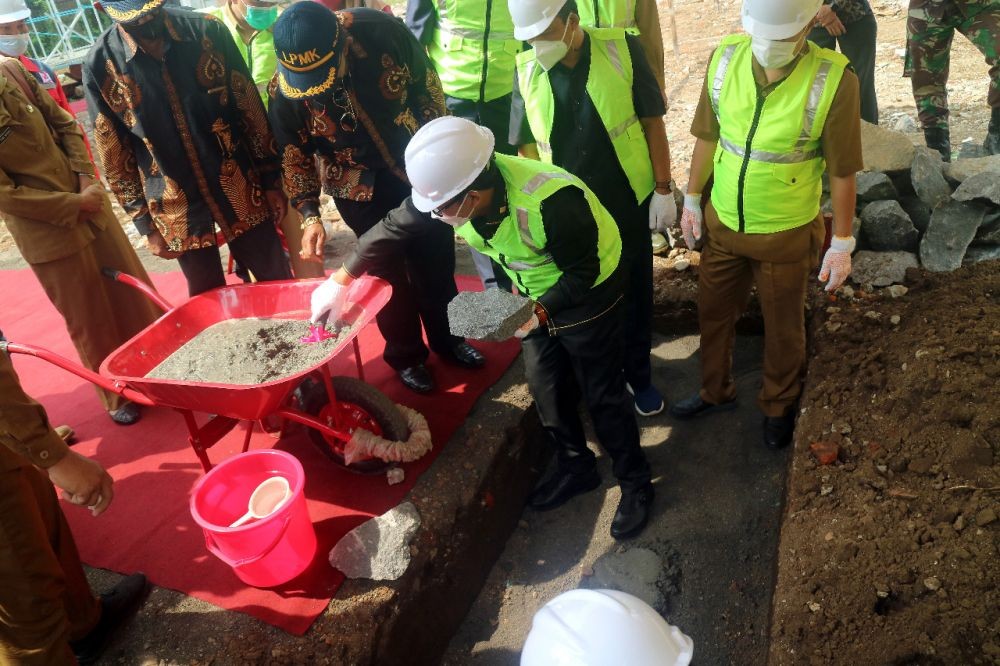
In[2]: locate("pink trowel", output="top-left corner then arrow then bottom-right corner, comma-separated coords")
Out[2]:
300,313 -> 336,344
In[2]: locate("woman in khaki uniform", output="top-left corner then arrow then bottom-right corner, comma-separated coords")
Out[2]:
0,59 -> 161,424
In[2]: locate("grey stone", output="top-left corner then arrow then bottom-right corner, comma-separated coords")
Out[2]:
963,245 -> 1000,265
592,548 -> 664,609
328,502 -> 421,580
860,120 -> 915,173
957,138 -> 988,160
899,196 -> 932,233
910,146 -> 953,210
943,154 -> 1000,184
447,289 -> 534,341
850,251 -> 919,287
952,171 -> 1000,206
974,210 -> 1000,244
886,112 -> 918,134
920,201 -> 988,272
856,172 -> 898,202
860,200 -> 919,251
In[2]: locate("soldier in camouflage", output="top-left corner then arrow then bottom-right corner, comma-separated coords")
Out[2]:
905,0 -> 1000,159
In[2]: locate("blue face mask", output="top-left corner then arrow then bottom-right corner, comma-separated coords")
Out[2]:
244,4 -> 277,30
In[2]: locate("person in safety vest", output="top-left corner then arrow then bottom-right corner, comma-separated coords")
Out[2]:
312,117 -> 656,540
508,0 -> 675,418
574,0 -> 666,94
405,0 -> 521,292
201,0 -> 325,280
669,0 -> 862,450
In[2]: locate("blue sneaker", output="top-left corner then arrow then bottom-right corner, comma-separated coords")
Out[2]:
626,383 -> 665,417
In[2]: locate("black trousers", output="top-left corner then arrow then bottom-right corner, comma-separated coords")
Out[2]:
521,297 -> 651,492
608,196 -> 655,392
335,171 -> 461,370
178,220 -> 291,297
809,15 -> 879,124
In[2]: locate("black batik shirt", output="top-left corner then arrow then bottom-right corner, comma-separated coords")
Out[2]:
267,8 -> 447,221
83,7 -> 281,252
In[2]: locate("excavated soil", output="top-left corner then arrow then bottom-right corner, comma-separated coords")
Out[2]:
770,261 -> 1000,665
147,318 -> 351,385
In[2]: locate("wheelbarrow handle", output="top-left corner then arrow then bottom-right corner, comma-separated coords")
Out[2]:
101,267 -> 173,312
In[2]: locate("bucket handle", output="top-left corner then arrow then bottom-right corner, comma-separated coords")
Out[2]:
204,514 -> 293,570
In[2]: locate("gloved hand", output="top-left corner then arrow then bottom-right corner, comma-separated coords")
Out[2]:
680,193 -> 703,250
819,236 -> 856,292
310,276 -> 349,324
514,313 -> 539,339
648,191 -> 677,233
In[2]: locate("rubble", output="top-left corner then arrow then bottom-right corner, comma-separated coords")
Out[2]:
860,201 -> 918,251
856,171 -> 898,202
328,502 -> 421,580
920,202 -> 987,272
952,171 -> 1000,206
850,251 -> 918,287
859,120 -> 914,172
910,147 -> 953,211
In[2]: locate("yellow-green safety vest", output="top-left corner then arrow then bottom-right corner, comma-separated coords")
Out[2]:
708,34 -> 848,234
515,27 -> 655,205
455,154 -> 621,299
428,0 -> 523,102
577,0 -> 639,34
204,5 -> 278,107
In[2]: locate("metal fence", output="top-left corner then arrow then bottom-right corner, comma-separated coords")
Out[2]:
25,0 -> 110,70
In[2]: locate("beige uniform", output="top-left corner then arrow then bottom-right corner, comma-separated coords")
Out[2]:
0,61 -> 161,412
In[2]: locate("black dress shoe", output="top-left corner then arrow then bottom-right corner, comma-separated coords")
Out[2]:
669,393 -> 738,420
611,483 -> 654,540
763,411 -> 796,450
441,341 -> 486,369
108,402 -> 141,426
398,364 -> 434,393
71,573 -> 149,665
528,469 -> 601,512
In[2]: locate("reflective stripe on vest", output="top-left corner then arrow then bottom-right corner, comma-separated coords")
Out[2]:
454,155 -> 621,298
577,0 -> 638,32
707,35 -> 847,234
515,28 -> 655,204
428,0 -> 522,102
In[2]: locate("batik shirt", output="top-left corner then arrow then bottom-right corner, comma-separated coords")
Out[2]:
267,8 -> 446,220
83,7 -> 280,252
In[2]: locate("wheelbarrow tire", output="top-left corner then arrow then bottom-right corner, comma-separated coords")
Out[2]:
297,376 -> 411,474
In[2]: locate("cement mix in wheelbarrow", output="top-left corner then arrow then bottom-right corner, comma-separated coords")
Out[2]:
147,318 -> 354,385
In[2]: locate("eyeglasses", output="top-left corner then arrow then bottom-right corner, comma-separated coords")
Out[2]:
330,85 -> 358,133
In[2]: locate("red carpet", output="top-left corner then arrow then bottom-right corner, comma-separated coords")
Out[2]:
1,269 -> 520,635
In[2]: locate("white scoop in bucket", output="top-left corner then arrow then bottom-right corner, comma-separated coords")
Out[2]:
229,476 -> 291,528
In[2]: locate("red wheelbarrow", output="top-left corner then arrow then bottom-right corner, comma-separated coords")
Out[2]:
2,272 -> 410,472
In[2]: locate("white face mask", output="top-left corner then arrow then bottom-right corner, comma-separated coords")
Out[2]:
750,35 -> 801,69
431,192 -> 472,227
532,21 -> 572,72
0,33 -> 30,57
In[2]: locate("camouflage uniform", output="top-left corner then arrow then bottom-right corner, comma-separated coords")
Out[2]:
905,0 -> 1000,130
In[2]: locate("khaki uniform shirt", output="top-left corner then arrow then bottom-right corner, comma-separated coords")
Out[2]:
0,63 -> 100,265
0,349 -> 69,472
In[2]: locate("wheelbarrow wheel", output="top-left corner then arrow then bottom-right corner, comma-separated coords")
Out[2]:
296,376 -> 411,474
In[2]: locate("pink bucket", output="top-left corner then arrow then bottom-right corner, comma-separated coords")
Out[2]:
190,450 -> 317,588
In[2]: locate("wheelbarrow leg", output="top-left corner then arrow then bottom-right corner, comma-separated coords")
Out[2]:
180,410 -> 214,472
241,420 -> 255,454
352,338 -> 365,382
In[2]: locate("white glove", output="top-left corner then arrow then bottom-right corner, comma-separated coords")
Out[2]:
648,191 -> 677,233
310,276 -> 349,324
680,193 -> 703,250
513,313 -> 539,339
819,236 -> 856,293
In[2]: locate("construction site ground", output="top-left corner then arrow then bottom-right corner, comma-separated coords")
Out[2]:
0,0 -> 996,664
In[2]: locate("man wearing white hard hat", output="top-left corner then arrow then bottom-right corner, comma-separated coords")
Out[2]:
669,0 -> 862,450
313,116 -> 655,540
508,0 -> 675,419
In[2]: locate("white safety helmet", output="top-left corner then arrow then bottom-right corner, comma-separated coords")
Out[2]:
405,116 -> 496,213
741,0 -> 822,40
0,0 -> 30,24
509,0 -> 567,41
521,589 -> 695,666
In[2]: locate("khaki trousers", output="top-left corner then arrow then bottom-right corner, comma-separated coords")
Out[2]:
697,202 -> 825,417
278,208 -> 326,279
0,453 -> 100,665
29,204 -> 162,412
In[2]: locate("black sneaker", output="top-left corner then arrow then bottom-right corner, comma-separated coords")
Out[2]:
70,573 -> 149,666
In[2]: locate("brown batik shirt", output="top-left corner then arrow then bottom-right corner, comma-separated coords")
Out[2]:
267,8 -> 447,221
83,7 -> 281,252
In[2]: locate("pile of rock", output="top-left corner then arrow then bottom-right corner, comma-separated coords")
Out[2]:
844,121 -> 999,287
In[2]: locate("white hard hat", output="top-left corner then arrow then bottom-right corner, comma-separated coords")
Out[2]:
509,0 -> 567,41
405,116 -> 495,213
0,0 -> 30,24
521,589 -> 695,666
741,0 -> 822,40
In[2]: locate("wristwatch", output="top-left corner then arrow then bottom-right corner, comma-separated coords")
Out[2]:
300,215 -> 323,230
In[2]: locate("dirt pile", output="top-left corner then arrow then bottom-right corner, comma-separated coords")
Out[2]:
770,261 -> 999,665
147,318 -> 350,385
